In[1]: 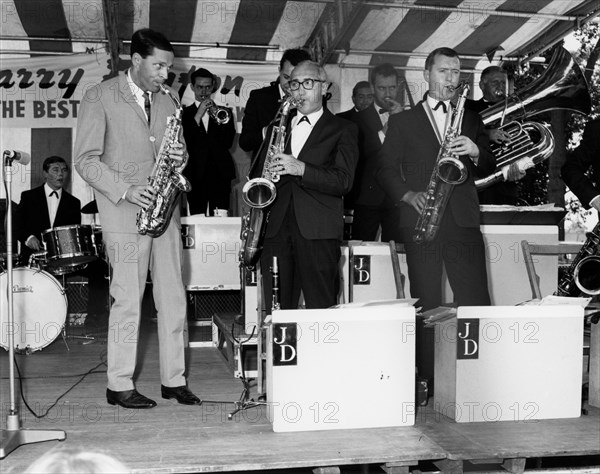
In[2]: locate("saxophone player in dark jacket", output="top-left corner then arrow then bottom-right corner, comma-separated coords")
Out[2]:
376,47 -> 494,391
258,60 -> 358,312
377,47 -> 494,311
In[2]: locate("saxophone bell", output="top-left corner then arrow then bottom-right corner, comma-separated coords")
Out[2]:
574,255 -> 600,295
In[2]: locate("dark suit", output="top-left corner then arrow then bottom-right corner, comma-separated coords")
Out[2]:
376,100 -> 493,389
336,107 -> 358,122
18,185 -> 81,262
239,82 -> 281,157
465,98 -> 518,205
349,103 -> 399,240
562,118 -> 600,209
259,109 -> 358,311
182,103 -> 236,215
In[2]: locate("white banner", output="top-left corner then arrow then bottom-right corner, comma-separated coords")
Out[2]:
0,52 -> 279,130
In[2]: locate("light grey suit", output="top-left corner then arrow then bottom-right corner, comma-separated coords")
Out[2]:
74,72 -> 187,392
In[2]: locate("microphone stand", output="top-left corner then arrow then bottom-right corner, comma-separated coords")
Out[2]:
1,151 -> 66,459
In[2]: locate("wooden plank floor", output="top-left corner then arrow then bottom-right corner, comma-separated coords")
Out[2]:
1,318 -> 445,474
2,316 -> 599,473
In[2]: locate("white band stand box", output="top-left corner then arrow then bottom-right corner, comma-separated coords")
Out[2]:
433,305 -> 584,423
266,300 -> 416,432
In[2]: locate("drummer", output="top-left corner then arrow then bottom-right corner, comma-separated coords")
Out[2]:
17,156 -> 81,264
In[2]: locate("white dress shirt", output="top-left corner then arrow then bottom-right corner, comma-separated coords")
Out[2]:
194,100 -> 210,131
126,69 -> 152,122
291,108 -> 324,157
426,95 -> 451,139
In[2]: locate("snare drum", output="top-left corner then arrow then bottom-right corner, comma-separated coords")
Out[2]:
0,267 -> 67,353
42,225 -> 97,271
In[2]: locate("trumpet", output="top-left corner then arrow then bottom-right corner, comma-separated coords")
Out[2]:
206,101 -> 231,125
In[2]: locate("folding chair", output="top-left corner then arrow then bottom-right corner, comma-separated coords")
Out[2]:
520,240 -> 582,300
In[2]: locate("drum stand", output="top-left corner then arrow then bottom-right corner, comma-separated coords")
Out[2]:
1,150 -> 66,459
58,271 -> 96,346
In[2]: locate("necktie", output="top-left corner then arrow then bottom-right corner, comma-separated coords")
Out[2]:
434,101 -> 447,113
49,191 -> 58,198
144,91 -> 151,125
298,115 -> 310,125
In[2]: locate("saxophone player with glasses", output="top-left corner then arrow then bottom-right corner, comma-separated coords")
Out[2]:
75,28 -> 200,409
258,60 -> 358,313
376,47 -> 494,392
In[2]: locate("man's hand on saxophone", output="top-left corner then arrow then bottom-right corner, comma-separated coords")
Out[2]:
268,152 -> 306,178
447,136 -> 480,163
125,185 -> 157,208
402,190 -> 427,214
167,141 -> 187,166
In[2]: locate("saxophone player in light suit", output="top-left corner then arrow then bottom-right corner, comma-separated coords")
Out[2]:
75,28 -> 200,409
375,47 -> 494,392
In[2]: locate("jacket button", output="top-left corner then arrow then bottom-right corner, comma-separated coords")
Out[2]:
149,136 -> 156,142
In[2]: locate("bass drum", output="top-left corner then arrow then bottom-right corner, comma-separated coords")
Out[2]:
0,267 -> 67,354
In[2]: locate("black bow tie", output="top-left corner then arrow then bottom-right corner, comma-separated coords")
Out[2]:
378,108 -> 387,115
49,191 -> 58,198
298,115 -> 310,125
433,101 -> 447,113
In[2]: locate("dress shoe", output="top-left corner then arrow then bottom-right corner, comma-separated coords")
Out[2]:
106,388 -> 157,409
161,385 -> 201,405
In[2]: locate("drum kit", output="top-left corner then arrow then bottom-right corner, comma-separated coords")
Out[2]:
0,200 -> 105,354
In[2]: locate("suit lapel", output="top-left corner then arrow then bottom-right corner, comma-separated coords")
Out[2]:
37,186 -> 51,230
297,110 -> 331,162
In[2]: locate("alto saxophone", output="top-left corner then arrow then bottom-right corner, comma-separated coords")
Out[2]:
413,83 -> 469,243
555,222 -> 600,297
136,84 -> 192,237
240,95 -> 300,268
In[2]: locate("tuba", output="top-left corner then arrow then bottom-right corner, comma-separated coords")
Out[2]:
413,83 -> 469,243
555,222 -> 600,297
136,85 -> 192,237
476,46 -> 591,189
240,96 -> 300,268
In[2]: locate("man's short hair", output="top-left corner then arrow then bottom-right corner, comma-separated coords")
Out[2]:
371,63 -> 399,84
43,156 -> 68,172
190,68 -> 215,87
352,81 -> 372,96
280,48 -> 312,69
480,65 -> 506,81
293,60 -> 327,82
425,47 -> 459,71
130,28 -> 174,58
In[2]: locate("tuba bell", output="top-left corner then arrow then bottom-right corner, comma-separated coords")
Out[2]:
475,46 -> 591,190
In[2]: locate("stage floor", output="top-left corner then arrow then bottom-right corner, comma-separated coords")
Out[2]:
1,316 -> 599,474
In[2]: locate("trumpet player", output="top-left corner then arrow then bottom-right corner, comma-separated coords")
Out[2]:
375,47 -> 493,393
183,67 -> 236,216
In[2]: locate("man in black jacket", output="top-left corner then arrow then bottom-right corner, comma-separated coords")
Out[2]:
182,67 -> 236,215
239,48 -> 311,159
18,156 -> 81,263
337,81 -> 373,122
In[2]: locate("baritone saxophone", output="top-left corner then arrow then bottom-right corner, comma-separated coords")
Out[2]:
413,83 -> 470,243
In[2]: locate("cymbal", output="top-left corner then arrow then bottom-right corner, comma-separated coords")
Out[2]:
81,200 -> 98,214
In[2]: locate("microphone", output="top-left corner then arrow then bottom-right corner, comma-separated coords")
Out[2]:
3,150 -> 31,165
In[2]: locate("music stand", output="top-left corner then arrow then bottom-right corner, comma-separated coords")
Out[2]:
1,150 -> 66,459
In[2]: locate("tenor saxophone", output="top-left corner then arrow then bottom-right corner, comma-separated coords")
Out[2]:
136,84 -> 192,237
413,83 -> 470,243
240,95 -> 300,268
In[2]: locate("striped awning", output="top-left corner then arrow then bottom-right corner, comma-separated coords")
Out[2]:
2,0 -> 599,70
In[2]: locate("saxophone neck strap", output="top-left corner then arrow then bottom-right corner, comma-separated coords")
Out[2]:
423,101 -> 453,145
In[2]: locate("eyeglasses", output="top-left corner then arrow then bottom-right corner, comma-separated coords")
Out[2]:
289,78 -> 326,91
